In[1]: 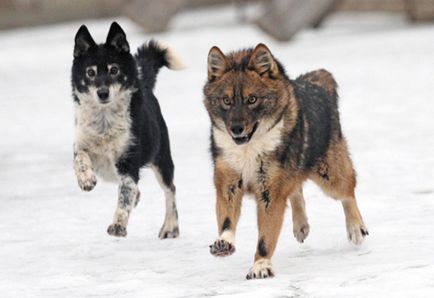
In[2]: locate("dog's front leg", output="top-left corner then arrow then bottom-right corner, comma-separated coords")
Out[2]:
246,168 -> 297,280
74,150 -> 97,191
107,176 -> 139,237
209,162 -> 244,257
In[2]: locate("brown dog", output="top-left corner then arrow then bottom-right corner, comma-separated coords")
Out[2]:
203,44 -> 368,279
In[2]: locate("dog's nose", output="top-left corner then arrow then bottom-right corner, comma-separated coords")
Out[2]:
97,88 -> 110,102
230,124 -> 244,136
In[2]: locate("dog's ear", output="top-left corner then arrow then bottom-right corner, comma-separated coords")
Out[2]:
106,22 -> 130,53
207,46 -> 228,81
248,43 -> 279,77
74,25 -> 96,58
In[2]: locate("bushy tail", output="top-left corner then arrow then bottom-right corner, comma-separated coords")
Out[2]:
135,40 -> 185,90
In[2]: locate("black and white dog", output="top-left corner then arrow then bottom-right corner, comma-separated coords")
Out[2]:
71,22 -> 183,238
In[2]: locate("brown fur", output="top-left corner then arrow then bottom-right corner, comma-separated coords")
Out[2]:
204,44 -> 368,279
298,68 -> 338,95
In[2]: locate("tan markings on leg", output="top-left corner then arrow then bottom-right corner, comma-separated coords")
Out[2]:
289,187 -> 310,243
152,166 -> 180,239
210,161 -> 243,257
342,197 -> 368,244
107,176 -> 138,237
74,151 -> 97,191
254,189 -> 287,262
248,165 -> 299,279
311,138 -> 368,245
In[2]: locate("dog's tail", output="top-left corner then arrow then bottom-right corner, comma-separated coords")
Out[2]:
135,40 -> 185,90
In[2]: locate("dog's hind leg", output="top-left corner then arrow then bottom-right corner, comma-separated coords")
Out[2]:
311,138 -> 368,245
74,150 -> 97,192
107,175 -> 139,237
209,163 -> 243,257
289,187 -> 309,243
152,164 -> 180,239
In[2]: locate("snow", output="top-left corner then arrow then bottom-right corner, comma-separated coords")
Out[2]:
1,9 -> 434,298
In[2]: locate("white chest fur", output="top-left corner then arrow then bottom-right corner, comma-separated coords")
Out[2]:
73,87 -> 134,182
213,120 -> 284,187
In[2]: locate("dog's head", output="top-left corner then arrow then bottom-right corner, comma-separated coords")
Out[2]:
203,44 -> 290,145
71,22 -> 136,105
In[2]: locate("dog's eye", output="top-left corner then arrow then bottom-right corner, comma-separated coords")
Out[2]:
87,69 -> 96,78
248,96 -> 257,105
222,96 -> 231,106
110,66 -> 119,76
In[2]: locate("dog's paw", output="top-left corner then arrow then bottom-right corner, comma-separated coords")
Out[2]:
293,221 -> 310,243
347,222 -> 369,245
209,239 -> 235,257
76,170 -> 97,192
107,223 -> 127,237
158,225 -> 179,239
246,259 -> 275,280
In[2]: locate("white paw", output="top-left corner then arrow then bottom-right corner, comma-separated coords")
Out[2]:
347,222 -> 369,245
158,216 -> 179,239
76,169 -> 97,191
293,220 -> 310,243
246,259 -> 275,280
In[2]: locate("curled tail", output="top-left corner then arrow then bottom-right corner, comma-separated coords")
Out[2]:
135,40 -> 185,90
297,69 -> 338,96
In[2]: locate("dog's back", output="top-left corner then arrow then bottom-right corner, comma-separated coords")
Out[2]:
279,69 -> 342,170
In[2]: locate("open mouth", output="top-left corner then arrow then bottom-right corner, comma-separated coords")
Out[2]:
232,122 -> 258,145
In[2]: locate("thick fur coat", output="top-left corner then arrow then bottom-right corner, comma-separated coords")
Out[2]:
203,44 -> 368,279
71,22 -> 183,238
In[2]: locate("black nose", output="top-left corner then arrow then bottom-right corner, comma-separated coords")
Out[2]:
230,124 -> 244,136
97,88 -> 109,101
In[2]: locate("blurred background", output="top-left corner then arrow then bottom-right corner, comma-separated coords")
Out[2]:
0,1 -> 433,297
1,0 -> 434,40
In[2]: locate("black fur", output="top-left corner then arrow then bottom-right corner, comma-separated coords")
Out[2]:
71,22 -> 175,187
257,238 -> 267,257
276,78 -> 340,171
222,217 -> 231,231
136,40 -> 170,90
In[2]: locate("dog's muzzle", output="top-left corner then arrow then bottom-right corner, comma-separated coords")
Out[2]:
97,87 -> 110,103
232,122 -> 259,145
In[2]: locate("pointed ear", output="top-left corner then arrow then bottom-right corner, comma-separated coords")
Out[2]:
106,22 -> 130,53
74,25 -> 96,58
248,43 -> 279,77
207,46 -> 228,81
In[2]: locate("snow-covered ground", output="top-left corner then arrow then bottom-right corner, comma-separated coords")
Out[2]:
1,8 -> 434,298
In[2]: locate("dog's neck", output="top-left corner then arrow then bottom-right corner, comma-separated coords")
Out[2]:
74,88 -> 134,137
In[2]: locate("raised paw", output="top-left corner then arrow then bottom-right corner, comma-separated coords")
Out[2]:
293,222 -> 310,243
246,259 -> 275,280
209,239 -> 235,257
107,223 -> 127,237
347,222 -> 369,245
76,170 -> 97,192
